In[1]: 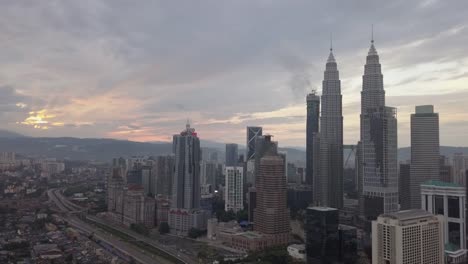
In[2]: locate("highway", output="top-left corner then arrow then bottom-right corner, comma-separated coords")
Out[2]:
48,189 -> 192,264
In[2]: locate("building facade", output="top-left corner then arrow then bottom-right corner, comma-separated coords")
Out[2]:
201,160 -> 217,189
319,47 -> 344,209
440,156 -> 453,183
409,105 -> 440,209
169,123 -> 206,234
421,180 -> 467,263
225,143 -> 239,167
306,91 -> 320,187
305,207 -> 339,264
372,209 -> 445,264
153,155 -> 174,198
453,153 -> 466,186
399,163 -> 411,209
171,123 -> 201,210
225,166 -> 244,213
246,126 -> 263,162
359,38 -> 398,219
253,139 -> 290,247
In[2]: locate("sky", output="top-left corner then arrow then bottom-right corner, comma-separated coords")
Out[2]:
0,0 -> 468,147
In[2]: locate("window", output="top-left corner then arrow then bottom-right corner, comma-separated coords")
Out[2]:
449,222 -> 461,249
434,195 -> 444,215
448,197 -> 460,218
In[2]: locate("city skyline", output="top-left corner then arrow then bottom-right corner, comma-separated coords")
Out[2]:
1,1 -> 468,147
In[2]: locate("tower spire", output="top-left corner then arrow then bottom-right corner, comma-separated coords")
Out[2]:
368,24 -> 378,56
327,33 -> 336,63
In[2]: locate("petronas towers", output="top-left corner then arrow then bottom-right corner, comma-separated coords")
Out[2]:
359,39 -> 398,217
309,36 -> 398,217
311,45 -> 344,209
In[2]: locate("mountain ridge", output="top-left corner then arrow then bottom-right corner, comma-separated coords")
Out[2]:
0,130 -> 467,162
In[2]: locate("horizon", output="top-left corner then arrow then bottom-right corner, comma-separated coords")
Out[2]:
3,129 -> 468,150
1,1 -> 468,147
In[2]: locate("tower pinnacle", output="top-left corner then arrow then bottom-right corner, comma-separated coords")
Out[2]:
327,34 -> 336,63
368,25 -> 378,56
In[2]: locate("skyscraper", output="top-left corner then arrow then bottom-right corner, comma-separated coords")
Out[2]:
248,135 -> 278,223
359,37 -> 398,218
154,155 -> 175,198
225,166 -> 244,212
409,105 -> 440,208
304,206 -> 357,264
318,45 -> 344,209
399,163 -> 411,210
246,126 -> 263,161
254,136 -> 289,246
453,153 -> 466,186
306,91 -> 320,186
171,123 -> 201,209
200,160 -> 217,190
141,165 -> 153,196
372,209 -> 445,264
107,168 -> 125,223
439,156 -> 453,183
305,207 -> 339,264
225,143 -> 239,167
169,123 -> 207,234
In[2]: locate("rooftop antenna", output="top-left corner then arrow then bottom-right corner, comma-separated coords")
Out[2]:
371,24 -> 374,44
330,32 -> 333,52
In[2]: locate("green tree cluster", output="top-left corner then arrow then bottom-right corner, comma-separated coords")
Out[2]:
130,223 -> 149,236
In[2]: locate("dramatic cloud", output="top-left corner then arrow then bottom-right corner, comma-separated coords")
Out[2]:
0,0 -> 467,147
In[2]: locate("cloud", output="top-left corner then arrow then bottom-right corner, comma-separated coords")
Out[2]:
0,0 -> 467,147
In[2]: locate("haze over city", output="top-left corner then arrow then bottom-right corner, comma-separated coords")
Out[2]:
1,1 -> 467,147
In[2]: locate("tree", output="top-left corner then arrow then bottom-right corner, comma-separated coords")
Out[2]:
188,228 -> 205,239
159,222 -> 170,234
130,223 -> 149,236
236,209 -> 248,223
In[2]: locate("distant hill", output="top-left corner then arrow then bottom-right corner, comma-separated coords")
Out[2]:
0,130 -> 466,163
0,129 -> 25,138
398,146 -> 468,162
0,137 -> 172,161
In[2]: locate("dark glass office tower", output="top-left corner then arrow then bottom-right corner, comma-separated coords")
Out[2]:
305,207 -> 339,264
225,143 -> 239,166
306,92 -> 320,186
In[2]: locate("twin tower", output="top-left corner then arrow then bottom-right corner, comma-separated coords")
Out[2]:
306,38 -> 398,217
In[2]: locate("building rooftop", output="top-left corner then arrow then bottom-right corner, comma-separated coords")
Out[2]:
382,209 -> 433,221
422,180 -> 462,188
339,224 -> 357,231
237,231 -> 264,239
288,244 -> 305,250
415,105 -> 434,114
307,206 -> 337,212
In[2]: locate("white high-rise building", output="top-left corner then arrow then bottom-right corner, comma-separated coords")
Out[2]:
421,180 -> 467,263
225,166 -> 244,213
359,37 -> 398,218
408,105 -> 440,209
372,209 -> 445,264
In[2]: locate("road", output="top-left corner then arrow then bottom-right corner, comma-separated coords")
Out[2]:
48,188 -> 187,264
86,215 -> 197,264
